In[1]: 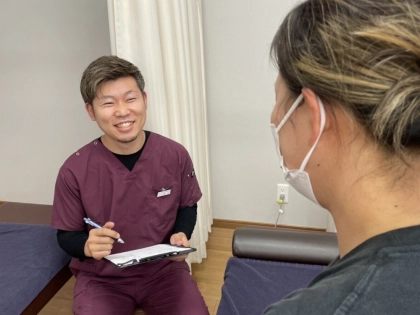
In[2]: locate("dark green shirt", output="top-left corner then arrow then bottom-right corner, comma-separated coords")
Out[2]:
264,225 -> 420,315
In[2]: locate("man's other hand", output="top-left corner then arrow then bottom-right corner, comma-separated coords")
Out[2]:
169,232 -> 190,261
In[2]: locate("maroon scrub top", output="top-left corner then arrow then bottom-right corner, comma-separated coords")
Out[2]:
51,132 -> 202,277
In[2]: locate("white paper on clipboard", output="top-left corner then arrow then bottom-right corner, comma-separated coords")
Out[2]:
104,244 -> 195,268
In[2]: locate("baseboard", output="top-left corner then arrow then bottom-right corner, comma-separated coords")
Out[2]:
212,218 -> 326,232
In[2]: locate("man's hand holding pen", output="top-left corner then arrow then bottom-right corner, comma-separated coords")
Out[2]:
84,221 -> 121,260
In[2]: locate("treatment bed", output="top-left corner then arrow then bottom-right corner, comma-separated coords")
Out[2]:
0,202 -> 71,315
217,226 -> 339,314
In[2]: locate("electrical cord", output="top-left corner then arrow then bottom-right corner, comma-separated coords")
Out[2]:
275,193 -> 285,227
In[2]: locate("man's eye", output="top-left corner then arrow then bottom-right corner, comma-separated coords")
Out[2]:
103,102 -> 114,106
127,98 -> 136,102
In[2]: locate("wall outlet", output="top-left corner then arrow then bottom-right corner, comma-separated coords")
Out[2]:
277,184 -> 289,204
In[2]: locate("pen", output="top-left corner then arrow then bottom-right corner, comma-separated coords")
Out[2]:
83,217 -> 125,244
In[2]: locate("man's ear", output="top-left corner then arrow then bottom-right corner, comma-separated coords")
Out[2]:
85,103 -> 96,121
142,91 -> 148,110
301,88 -> 321,146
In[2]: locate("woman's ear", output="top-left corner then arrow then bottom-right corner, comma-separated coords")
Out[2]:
301,88 -> 321,146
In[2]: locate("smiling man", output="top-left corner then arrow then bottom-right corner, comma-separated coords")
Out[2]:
51,56 -> 208,315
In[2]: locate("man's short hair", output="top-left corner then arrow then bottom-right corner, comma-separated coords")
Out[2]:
80,55 -> 145,105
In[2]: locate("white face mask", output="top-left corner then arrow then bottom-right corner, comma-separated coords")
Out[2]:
270,94 -> 326,205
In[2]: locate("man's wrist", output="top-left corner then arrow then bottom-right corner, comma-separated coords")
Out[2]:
174,232 -> 187,238
83,241 -> 92,257
173,229 -> 190,239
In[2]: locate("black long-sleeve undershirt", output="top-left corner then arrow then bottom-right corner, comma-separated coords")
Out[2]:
57,230 -> 89,259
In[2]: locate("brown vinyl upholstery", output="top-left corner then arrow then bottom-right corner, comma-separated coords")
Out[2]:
0,202 -> 53,224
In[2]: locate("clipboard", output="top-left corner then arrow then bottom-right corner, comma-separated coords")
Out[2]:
104,244 -> 196,268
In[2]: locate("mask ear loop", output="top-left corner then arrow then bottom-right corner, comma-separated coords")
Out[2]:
299,97 -> 326,171
275,94 -> 304,133
274,94 -> 304,172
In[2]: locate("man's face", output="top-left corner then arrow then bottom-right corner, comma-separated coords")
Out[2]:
85,76 -> 148,153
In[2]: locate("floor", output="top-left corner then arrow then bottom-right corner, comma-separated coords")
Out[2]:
39,227 -> 234,315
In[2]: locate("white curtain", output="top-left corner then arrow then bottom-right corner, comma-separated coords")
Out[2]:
107,0 -> 212,263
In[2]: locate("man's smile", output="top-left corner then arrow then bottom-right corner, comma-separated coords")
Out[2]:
115,121 -> 134,128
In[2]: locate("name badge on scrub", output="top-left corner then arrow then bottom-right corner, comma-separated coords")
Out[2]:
157,189 -> 171,198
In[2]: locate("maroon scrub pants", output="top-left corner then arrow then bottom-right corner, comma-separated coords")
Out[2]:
72,265 -> 209,315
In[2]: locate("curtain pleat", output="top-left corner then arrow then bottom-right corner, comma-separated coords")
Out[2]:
108,0 -> 212,264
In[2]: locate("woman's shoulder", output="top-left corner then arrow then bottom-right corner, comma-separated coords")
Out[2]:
264,240 -> 420,315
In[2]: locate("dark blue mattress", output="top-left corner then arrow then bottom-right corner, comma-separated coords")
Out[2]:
217,257 -> 326,315
0,222 -> 70,315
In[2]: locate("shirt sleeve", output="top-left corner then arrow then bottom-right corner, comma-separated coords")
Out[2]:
57,229 -> 89,260
51,166 -> 86,231
179,149 -> 202,209
174,203 -> 197,239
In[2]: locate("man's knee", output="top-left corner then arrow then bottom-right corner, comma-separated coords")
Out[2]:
143,269 -> 209,315
73,278 -> 136,315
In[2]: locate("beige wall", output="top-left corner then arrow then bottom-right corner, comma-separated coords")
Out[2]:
202,0 -> 329,228
0,0 -> 111,204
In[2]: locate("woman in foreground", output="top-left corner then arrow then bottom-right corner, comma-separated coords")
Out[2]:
267,0 -> 420,313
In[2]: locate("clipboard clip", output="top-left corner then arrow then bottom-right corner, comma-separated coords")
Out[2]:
116,258 -> 138,268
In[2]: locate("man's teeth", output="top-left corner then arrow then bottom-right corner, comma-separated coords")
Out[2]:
117,122 -> 133,128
